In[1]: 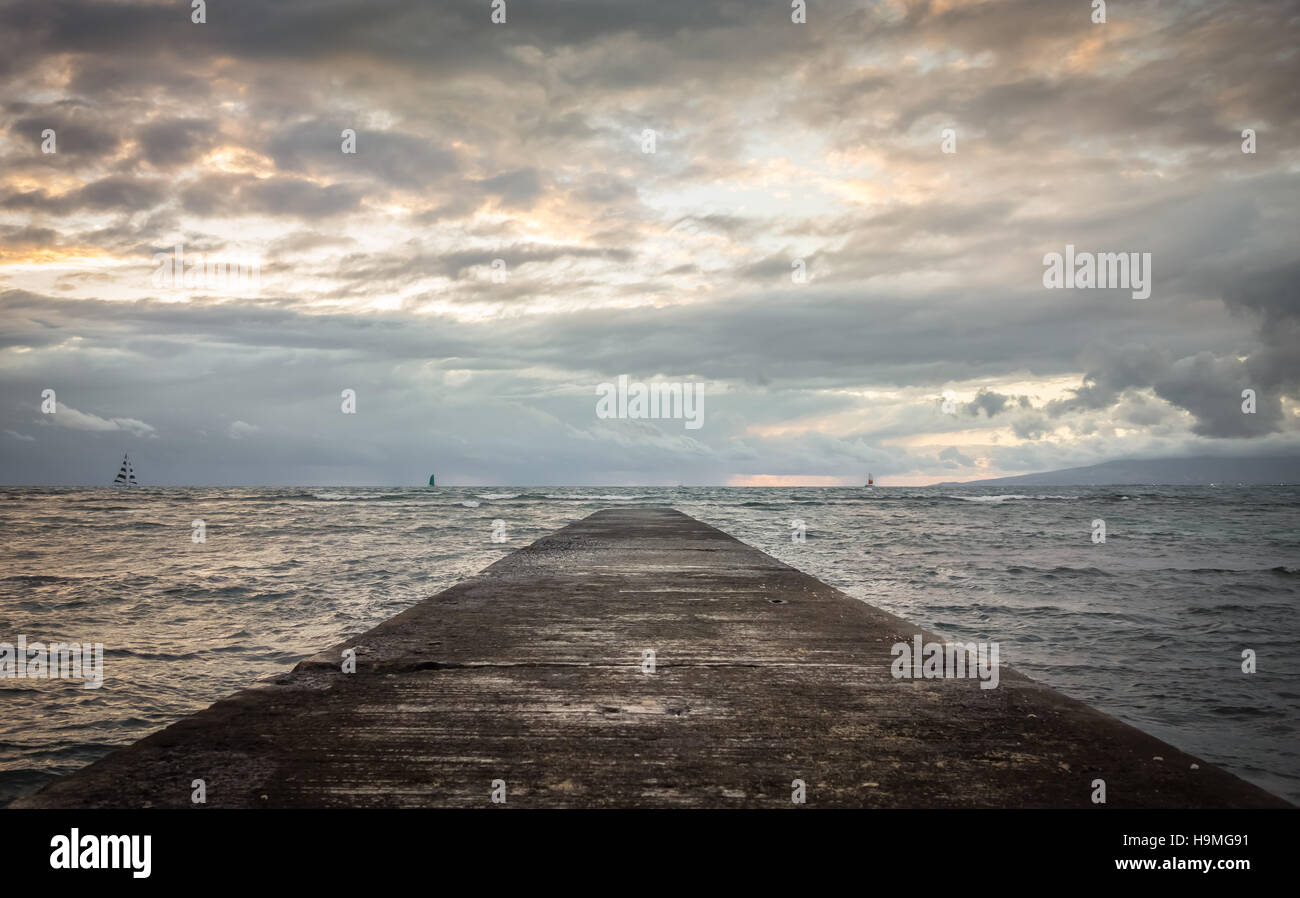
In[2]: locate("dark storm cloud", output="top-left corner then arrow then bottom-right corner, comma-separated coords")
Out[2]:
962,390 -> 1021,418
794,0 -> 1300,164
1010,413 -> 1052,441
178,174 -> 365,219
2,176 -> 168,214
1154,352 -> 1280,438
0,225 -> 58,249
476,169 -> 544,209
0,0 -> 793,80
267,121 -> 460,186
738,253 -> 817,283
1225,261 -> 1300,407
137,118 -> 219,168
8,106 -> 122,160
1049,342 -> 1285,439
0,280 -> 1244,396
241,178 -> 367,218
65,55 -> 213,102
1050,254 -> 1300,437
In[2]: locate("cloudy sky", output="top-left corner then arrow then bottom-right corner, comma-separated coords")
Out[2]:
1,0 -> 1297,486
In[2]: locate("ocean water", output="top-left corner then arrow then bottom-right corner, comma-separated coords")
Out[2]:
1,485 -> 1297,805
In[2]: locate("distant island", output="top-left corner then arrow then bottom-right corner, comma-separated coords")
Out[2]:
932,455 -> 1300,487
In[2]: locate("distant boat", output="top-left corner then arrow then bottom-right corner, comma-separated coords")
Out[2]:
866,472 -> 874,486
113,453 -> 139,487
428,474 -> 436,487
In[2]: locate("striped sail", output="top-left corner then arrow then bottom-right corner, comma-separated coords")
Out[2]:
113,453 -> 138,487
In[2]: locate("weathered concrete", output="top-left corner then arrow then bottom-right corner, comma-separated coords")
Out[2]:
15,508 -> 1290,808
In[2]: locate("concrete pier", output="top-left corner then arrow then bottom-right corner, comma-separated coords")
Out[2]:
15,508 -> 1289,808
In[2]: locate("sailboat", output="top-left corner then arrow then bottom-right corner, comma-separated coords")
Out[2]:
113,453 -> 139,487
427,474 -> 436,487
866,472 -> 874,487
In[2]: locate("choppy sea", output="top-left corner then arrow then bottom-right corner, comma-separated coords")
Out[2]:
1,485 -> 1297,805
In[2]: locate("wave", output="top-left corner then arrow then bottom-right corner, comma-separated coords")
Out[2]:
459,500 -> 481,508
310,490 -> 547,503
309,491 -> 440,502
947,493 -> 1095,504
543,494 -> 651,501
0,574 -> 80,585
1043,565 -> 1114,577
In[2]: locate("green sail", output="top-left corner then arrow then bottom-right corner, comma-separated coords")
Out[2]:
428,474 -> 436,486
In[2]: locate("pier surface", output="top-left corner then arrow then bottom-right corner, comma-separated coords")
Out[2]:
16,508 -> 1289,808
